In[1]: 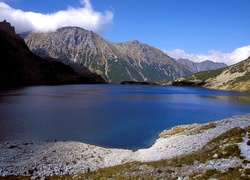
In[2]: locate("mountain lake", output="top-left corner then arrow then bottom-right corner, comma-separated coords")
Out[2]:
0,84 -> 250,149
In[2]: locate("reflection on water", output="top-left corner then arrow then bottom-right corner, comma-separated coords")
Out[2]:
204,95 -> 250,104
0,84 -> 250,149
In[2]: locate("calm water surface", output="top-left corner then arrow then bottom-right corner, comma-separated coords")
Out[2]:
0,84 -> 250,149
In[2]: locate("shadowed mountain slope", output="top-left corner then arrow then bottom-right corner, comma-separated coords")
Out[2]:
0,21 -> 105,88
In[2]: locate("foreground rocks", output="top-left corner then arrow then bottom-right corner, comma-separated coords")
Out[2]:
0,141 -> 133,177
1,114 -> 250,179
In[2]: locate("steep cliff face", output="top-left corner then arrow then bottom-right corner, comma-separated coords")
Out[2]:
182,57 -> 250,92
0,21 -> 105,87
177,58 -> 227,72
24,27 -> 193,83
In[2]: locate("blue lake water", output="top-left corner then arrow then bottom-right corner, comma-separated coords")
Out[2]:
0,84 -> 250,149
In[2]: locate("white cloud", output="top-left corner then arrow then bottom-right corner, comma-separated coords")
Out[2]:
0,0 -> 113,33
164,45 -> 250,65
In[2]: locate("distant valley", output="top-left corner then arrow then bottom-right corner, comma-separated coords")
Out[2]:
23,27 -> 193,83
174,56 -> 250,92
176,58 -> 227,72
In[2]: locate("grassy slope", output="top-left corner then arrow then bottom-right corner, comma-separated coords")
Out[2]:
177,57 -> 250,92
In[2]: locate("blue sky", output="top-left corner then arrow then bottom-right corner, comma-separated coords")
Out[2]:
0,0 -> 250,64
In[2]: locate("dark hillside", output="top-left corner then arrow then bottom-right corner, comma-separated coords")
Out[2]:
0,20 -> 106,87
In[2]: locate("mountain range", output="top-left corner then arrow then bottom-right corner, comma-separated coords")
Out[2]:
0,20 -> 105,87
176,58 -> 227,72
23,27 -> 193,83
2,20 -> 248,91
174,56 -> 250,92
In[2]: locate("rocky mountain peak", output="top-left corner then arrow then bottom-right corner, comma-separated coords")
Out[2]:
57,26 -> 94,37
127,40 -> 140,44
24,26 -> 193,83
177,58 -> 227,72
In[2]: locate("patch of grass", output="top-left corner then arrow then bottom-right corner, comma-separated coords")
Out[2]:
203,169 -> 221,178
245,126 -> 250,133
160,122 -> 216,138
223,144 -> 241,158
71,162 -> 145,180
187,122 -> 217,135
189,167 -> 250,180
207,127 -> 245,145
159,124 -> 198,138
185,68 -> 225,82
0,176 -> 30,180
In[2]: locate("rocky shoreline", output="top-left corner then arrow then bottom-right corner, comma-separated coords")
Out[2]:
1,114 -> 250,179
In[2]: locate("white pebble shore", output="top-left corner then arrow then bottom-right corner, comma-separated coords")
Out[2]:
1,114 -> 250,178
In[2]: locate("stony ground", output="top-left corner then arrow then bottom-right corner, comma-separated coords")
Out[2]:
1,114 -> 250,179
